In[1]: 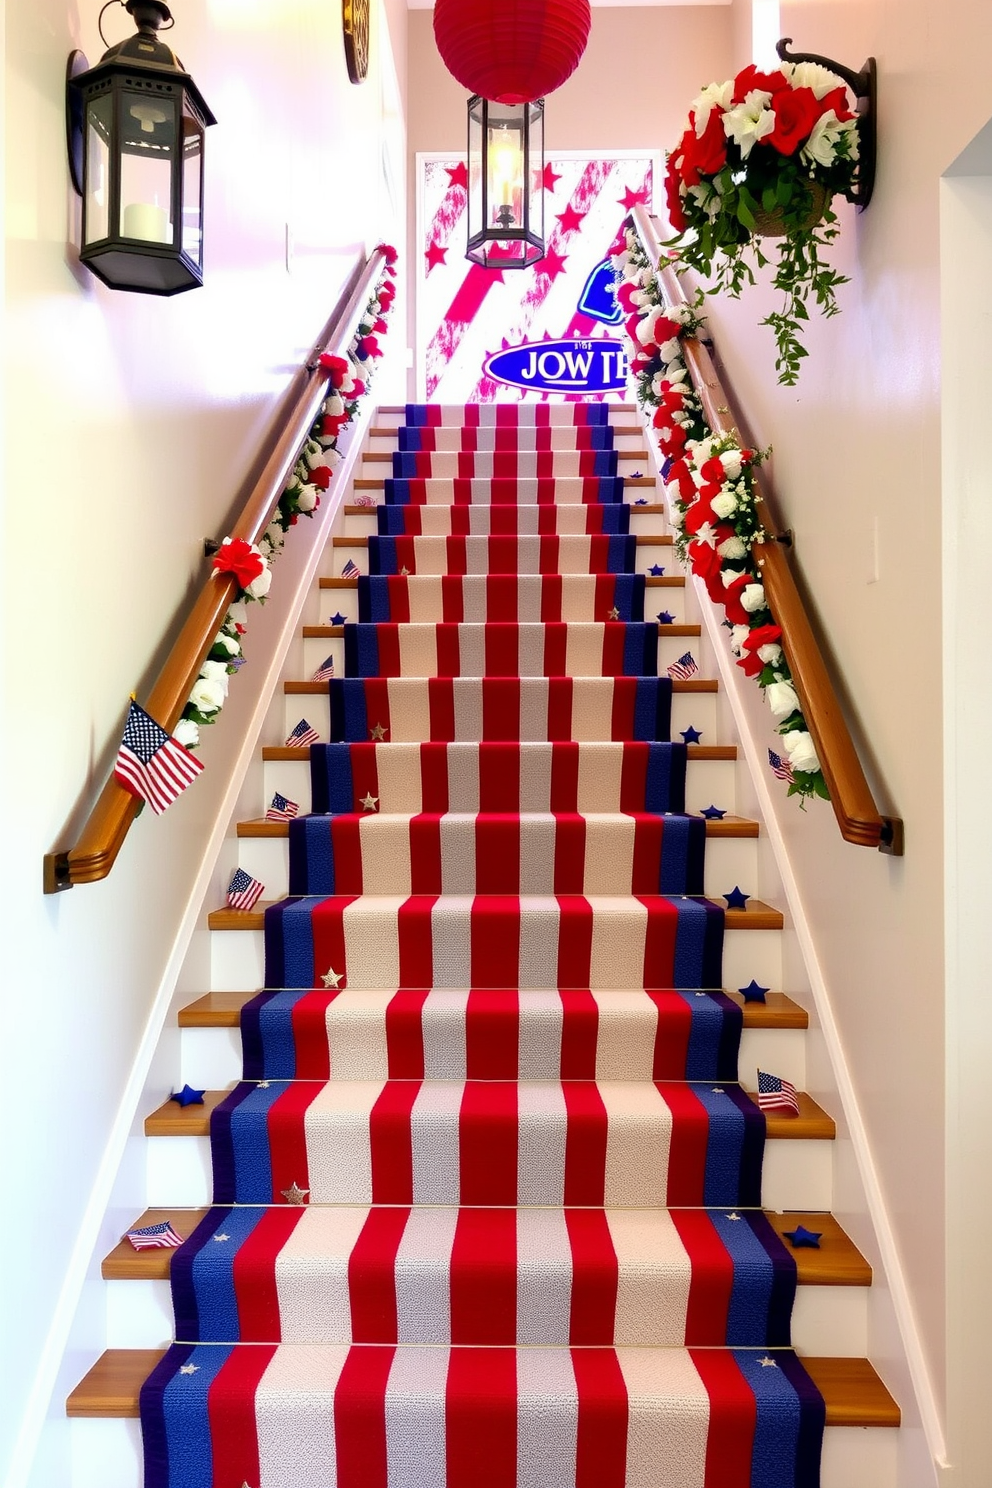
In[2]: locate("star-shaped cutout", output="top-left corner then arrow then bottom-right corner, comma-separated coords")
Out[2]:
170,1085 -> 205,1107
758,1356 -> 778,1368
724,1211 -> 742,1222
281,1182 -> 309,1205
724,885 -> 751,910
648,564 -> 666,576
634,498 -> 648,506
607,606 -> 620,621
361,791 -> 379,812
330,611 -> 347,625
630,470 -> 644,479
213,1233 -> 231,1243
399,565 -> 410,577
180,1363 -> 199,1375
700,804 -> 726,820
739,979 -> 769,1004
542,164 -> 562,192
539,245 -> 569,282
783,1224 -> 823,1248
680,725 -> 702,744
425,240 -> 448,273
321,966 -> 343,988
446,161 -> 468,191
619,185 -> 650,210
370,722 -> 388,741
555,203 -> 586,234
658,611 -> 676,626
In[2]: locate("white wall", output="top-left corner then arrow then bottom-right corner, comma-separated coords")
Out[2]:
1,1 -> 405,1482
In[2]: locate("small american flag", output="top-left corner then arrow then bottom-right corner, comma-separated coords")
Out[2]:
311,655 -> 335,681
341,558 -> 361,579
227,868 -> 265,911
768,748 -> 795,783
286,719 -> 319,748
265,792 -> 299,822
757,1070 -> 800,1116
114,700 -> 204,816
125,1221 -> 184,1251
667,651 -> 699,681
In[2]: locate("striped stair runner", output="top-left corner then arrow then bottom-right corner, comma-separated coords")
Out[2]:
139,403 -> 829,1487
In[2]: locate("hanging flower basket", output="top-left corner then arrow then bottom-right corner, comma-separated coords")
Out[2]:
665,59 -> 862,383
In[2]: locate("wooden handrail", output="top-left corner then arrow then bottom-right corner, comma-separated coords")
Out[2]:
631,205 -> 902,854
44,247 -> 389,892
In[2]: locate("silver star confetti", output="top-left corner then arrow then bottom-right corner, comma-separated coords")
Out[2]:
281,1182 -> 309,1205
758,1356 -> 778,1367
321,967 -> 343,989
370,722 -> 388,741
360,792 -> 379,812
180,1363 -> 199,1375
213,1233 -> 231,1243
607,606 -> 620,620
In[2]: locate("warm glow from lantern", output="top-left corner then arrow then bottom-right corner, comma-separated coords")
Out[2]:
490,127 -> 522,209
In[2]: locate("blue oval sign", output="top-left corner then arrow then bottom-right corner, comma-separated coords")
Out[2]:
484,338 -> 628,395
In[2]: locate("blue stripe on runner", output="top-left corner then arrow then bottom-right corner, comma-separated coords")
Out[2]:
734,1346 -> 802,1487
170,1207 -> 237,1342
746,1211 -> 798,1347
612,572 -> 644,619
392,452 -> 419,477
357,575 -> 391,622
657,816 -> 692,895
265,897 -> 321,989
376,508 -> 406,536
344,624 -> 380,678
591,450 -> 618,476
597,476 -> 626,502
240,991 -> 280,1080
187,1205 -> 267,1342
289,816 -> 335,896
671,896 -> 723,986
159,1343 -> 234,1488
710,990 -> 743,1081
404,404 -> 428,426
396,426 -> 422,449
383,478 -> 412,505
633,677 -> 672,740
139,1343 -> 199,1488
685,817 -> 706,897
717,1210 -> 777,1345
623,622 -> 657,677
254,990 -> 308,1079
367,536 -> 396,575
599,505 -> 630,534
644,741 -> 685,814
328,679 -> 368,742
208,1083 -> 257,1206
721,1084 -> 766,1206
224,1081 -> 291,1203
310,744 -> 354,814
607,534 -> 636,572
777,1351 -> 826,1487
678,990 -> 725,1080
692,1083 -> 746,1206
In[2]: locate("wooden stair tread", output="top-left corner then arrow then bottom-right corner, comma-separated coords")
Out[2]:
333,535 -> 670,547
353,477 -> 656,490
361,450 -> 651,463
104,1205 -> 864,1284
236,813 -> 759,839
179,987 -> 806,1030
206,897 -> 782,932
319,575 -> 685,588
344,502 -> 670,516
302,623 -> 702,640
369,425 -> 645,439
261,743 -> 738,762
68,1349 -> 897,1424
285,675 -> 716,695
145,1081 -> 826,1138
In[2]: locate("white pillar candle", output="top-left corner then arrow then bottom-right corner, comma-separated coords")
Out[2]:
122,202 -> 170,243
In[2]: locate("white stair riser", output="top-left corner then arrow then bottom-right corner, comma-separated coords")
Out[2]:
210,925 -> 782,996
179,1024 -> 807,1094
146,1132 -> 830,1211
104,1275 -> 867,1356
301,631 -> 701,680
322,549 -> 668,580
69,1416 -> 897,1488
233,832 -> 760,903
282,692 -> 721,747
366,433 -> 649,455
341,512 -> 672,541
261,757 -> 740,818
312,586 -> 690,628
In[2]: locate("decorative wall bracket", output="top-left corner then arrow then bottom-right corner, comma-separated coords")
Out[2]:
776,38 -> 877,209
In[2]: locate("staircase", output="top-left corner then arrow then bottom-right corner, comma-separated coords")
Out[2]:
66,403 -> 900,1487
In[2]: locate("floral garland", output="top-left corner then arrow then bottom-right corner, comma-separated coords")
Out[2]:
174,244 -> 398,748
612,223 -> 826,802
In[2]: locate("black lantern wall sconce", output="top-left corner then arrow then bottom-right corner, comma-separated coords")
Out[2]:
466,96 -> 545,270
66,0 -> 216,295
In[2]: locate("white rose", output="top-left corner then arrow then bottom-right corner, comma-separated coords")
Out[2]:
189,676 -> 225,714
710,490 -> 738,520
690,80 -> 734,136
730,625 -> 750,656
174,717 -> 200,749
766,679 -> 801,718
296,484 -> 319,513
246,566 -> 272,600
199,659 -> 230,694
214,632 -> 240,657
741,583 -> 766,613
758,642 -> 782,665
265,521 -> 285,550
719,450 -> 743,481
782,60 -> 846,100
659,337 -> 682,364
323,392 -> 344,416
783,729 -> 820,774
305,442 -> 326,470
800,110 -> 846,169
717,534 -> 746,560
722,93 -> 776,159
631,288 -> 653,308
325,447 -> 342,467
227,601 -> 248,631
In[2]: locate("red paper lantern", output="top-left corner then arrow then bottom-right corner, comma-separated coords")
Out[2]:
433,0 -> 591,105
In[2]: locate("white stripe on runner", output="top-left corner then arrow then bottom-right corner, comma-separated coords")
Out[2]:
255,1344 -> 348,1488
274,1206 -> 369,1343
304,1080 -> 384,1204
601,1081 -> 672,1208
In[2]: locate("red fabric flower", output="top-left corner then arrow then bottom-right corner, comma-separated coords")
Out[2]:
664,159 -> 688,234
743,623 -> 782,653
309,466 -> 333,490
820,85 -> 855,122
736,650 -> 765,677
318,354 -> 351,387
678,109 -> 728,185
688,539 -> 723,580
660,423 -> 687,460
350,379 -> 366,399
617,281 -> 641,316
667,458 -> 695,503
767,86 -> 822,155
722,574 -> 752,625
732,65 -> 789,103
683,497 -> 717,536
373,317 -> 389,335
378,283 -> 396,306
357,335 -> 382,360
322,413 -> 349,440
212,538 -> 264,589
379,243 -> 398,264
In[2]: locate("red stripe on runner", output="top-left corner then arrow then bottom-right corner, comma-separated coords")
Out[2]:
311,894 -> 357,991
486,576 -> 513,621
446,1347 -> 517,1488
690,1346 -> 756,1488
619,742 -> 649,813
446,535 -> 468,576
291,990 -> 336,1081
394,536 -> 417,575
436,624 -> 461,678
331,815 -> 364,895
421,743 -> 450,812
450,506 -> 471,535
409,813 -> 442,894
489,536 -> 516,573
594,574 -> 614,620
544,622 -> 568,676
459,1081 -> 518,1204
466,988 -> 519,1079
475,815 -> 521,894
539,535 -> 560,574
572,1346 -> 629,1488
610,677 -> 636,741
450,1207 -> 517,1344
352,743 -> 380,816
428,677 -> 456,741
485,622 -> 519,678
206,1342 -> 275,1488
333,1344 -> 395,1488
550,741 -> 580,811
601,621 -> 626,678
267,1080 -> 322,1203
441,575 -> 465,622
657,1081 -> 710,1205
640,894 -> 680,987
348,1206 -> 410,1343
557,895 -> 593,988
647,990 -> 693,1080
566,1207 -> 619,1345
385,989 -> 429,1078
559,989 -> 600,1079
470,894 -> 520,987
233,1206 -> 305,1341
630,813 -> 663,893
562,1080 -> 608,1205
540,573 -> 563,621
481,677 -> 520,742
546,677 -> 574,741
376,623 -> 401,678
479,743 -> 520,811
670,1209 -> 735,1346
553,813 -> 586,894
369,1080 -> 419,1203
363,679 -> 391,744
397,894 -> 437,987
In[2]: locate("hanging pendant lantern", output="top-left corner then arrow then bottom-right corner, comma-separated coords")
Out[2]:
434,0 -> 590,105
466,96 -> 545,270
66,0 -> 216,295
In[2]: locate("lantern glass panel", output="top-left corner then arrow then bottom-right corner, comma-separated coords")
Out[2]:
486,106 -> 525,230
83,93 -> 112,245
468,100 -> 484,240
527,99 -> 545,249
181,116 -> 203,266
119,89 -> 176,245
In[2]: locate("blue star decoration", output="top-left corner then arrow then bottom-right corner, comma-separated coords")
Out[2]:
329,611 -> 347,626
783,1224 -> 822,1248
170,1084 -> 205,1107
634,498 -> 648,506
739,979 -> 769,1004
680,725 -> 702,744
700,804 -> 726,820
657,611 -> 676,624
648,564 -> 666,577
724,886 -> 751,910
